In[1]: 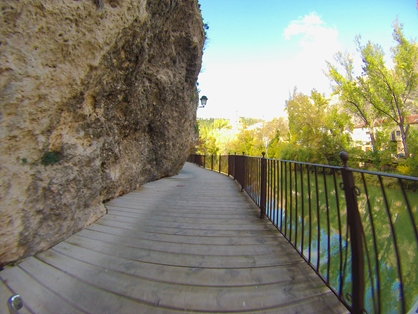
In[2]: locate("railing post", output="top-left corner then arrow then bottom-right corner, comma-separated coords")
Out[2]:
260,152 -> 267,219
203,155 -> 206,169
339,152 -> 364,314
241,152 -> 245,192
211,154 -> 214,171
219,154 -> 221,173
228,153 -> 236,178
228,153 -> 231,177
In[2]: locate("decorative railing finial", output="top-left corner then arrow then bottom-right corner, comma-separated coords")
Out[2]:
339,151 -> 349,168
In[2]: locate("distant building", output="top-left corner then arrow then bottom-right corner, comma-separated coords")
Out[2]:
351,123 -> 373,152
349,114 -> 418,154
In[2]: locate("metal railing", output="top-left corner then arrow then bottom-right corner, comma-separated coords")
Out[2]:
188,153 -> 418,314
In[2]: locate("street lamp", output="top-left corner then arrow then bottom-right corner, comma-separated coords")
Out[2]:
199,95 -> 208,108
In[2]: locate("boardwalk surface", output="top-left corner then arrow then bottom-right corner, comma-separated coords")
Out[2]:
1,163 -> 348,313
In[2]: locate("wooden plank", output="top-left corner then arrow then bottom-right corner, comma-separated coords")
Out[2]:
0,266 -> 84,314
51,241 -> 307,287
104,207 -> 260,223
86,222 -> 281,245
63,233 -> 301,268
75,228 -> 288,256
33,249 -> 340,313
100,213 -> 264,230
0,275 -> 32,314
15,257 -> 177,314
94,217 -> 277,237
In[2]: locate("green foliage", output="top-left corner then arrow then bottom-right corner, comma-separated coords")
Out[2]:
327,20 -> 418,157
400,128 -> 418,176
40,151 -> 61,166
239,117 -> 262,128
284,88 -> 352,164
195,117 -> 290,158
195,118 -> 232,155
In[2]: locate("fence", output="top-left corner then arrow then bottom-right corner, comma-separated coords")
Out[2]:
188,153 -> 418,314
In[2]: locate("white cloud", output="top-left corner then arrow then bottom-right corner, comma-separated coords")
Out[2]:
283,12 -> 326,41
281,12 -> 341,96
197,13 -> 343,120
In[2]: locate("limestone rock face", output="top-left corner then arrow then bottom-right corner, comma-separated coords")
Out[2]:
0,0 -> 204,264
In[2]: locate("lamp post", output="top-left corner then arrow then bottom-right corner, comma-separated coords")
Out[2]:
198,95 -> 208,108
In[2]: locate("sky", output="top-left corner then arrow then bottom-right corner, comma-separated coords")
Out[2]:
196,0 -> 418,120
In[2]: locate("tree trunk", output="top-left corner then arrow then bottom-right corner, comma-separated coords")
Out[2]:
399,124 -> 409,157
369,128 -> 378,153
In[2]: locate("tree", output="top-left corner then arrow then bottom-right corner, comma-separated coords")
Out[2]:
327,51 -> 381,152
285,88 -> 329,147
265,117 -> 289,158
327,21 -> 418,157
285,88 -> 352,164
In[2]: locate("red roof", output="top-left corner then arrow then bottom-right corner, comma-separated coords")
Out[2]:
353,114 -> 418,129
406,114 -> 418,124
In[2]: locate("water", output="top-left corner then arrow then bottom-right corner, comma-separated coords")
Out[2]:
264,169 -> 418,313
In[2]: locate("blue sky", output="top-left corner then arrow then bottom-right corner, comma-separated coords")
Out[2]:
196,0 -> 418,120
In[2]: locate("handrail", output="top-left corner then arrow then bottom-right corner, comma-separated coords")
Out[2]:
188,153 -> 418,314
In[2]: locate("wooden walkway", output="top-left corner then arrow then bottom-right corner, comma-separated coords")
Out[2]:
0,163 -> 348,313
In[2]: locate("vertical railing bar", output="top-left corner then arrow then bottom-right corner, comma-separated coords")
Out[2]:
284,162 -> 288,236
275,160 -> 278,227
260,157 -> 263,207
247,158 -> 250,197
273,160 -> 277,227
242,154 -> 246,192
256,158 -> 258,202
361,220 -> 378,314
307,164 -> 312,264
250,158 -> 253,200
398,178 -> 418,249
378,175 -> 405,313
269,159 -> 274,219
248,159 -> 250,195
260,153 -> 267,218
332,168 -> 344,299
256,158 -> 258,205
314,166 -> 321,271
256,158 -> 258,204
289,162 -> 293,244
253,158 -> 256,203
280,161 -> 284,231
272,160 -> 276,226
268,159 -> 271,218
301,164 -> 305,256
266,159 -> 269,217
294,163 -> 298,250
323,168 -> 331,285
272,160 -> 274,219
256,158 -> 259,205
243,156 -> 246,191
361,172 -> 380,313
340,152 -> 364,314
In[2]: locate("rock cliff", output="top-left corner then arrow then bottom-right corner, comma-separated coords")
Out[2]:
0,0 -> 204,265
